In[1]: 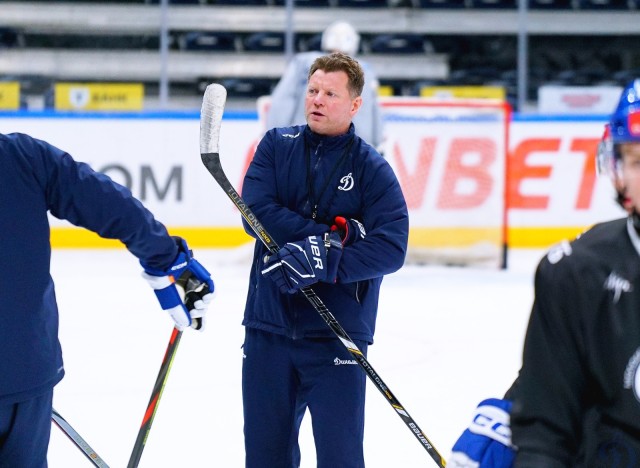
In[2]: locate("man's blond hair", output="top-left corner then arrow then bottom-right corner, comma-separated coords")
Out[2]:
309,52 -> 365,99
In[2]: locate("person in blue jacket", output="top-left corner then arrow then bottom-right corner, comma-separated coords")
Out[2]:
0,132 -> 214,467
240,52 -> 409,468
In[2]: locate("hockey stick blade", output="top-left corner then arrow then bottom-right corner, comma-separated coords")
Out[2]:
52,408 -> 110,468
199,83 -> 446,468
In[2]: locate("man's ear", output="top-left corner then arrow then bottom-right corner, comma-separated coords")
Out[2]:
351,96 -> 362,116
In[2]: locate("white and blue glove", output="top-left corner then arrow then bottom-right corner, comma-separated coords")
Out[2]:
141,236 -> 214,331
261,232 -> 343,294
449,398 -> 516,468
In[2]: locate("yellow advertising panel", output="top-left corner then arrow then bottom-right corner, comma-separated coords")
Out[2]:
377,85 -> 395,97
0,82 -> 20,110
419,86 -> 506,100
54,83 -> 144,111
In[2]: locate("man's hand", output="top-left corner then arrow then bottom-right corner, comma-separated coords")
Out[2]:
331,216 -> 366,246
449,398 -> 515,468
261,232 -> 343,294
141,237 -> 214,330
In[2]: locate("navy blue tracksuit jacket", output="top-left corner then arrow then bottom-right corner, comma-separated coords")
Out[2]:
241,124 -> 409,344
0,132 -> 177,405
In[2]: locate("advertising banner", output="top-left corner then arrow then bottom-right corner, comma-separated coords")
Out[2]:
538,85 -> 622,114
53,83 -> 144,111
1,103 -> 620,250
0,82 -> 20,110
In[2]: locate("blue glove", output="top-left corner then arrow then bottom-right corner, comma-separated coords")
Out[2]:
331,216 -> 366,246
449,398 -> 515,468
141,237 -> 214,331
261,232 -> 343,294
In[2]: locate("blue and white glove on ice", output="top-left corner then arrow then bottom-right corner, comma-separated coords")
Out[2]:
261,232 -> 343,294
449,398 -> 515,468
141,236 -> 214,331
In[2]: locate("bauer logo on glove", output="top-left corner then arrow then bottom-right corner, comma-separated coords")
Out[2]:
261,232 -> 343,294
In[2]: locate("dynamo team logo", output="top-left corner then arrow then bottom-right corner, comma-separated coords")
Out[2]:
338,173 -> 354,191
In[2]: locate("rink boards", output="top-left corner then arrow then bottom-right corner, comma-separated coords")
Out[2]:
0,106 -> 620,250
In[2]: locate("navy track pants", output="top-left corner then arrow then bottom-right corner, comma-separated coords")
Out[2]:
242,327 -> 368,468
0,390 -> 52,468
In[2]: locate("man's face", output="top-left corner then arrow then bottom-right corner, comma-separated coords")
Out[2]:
305,69 -> 362,137
619,142 -> 640,213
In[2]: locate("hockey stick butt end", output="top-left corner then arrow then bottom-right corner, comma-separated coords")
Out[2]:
200,83 -> 227,154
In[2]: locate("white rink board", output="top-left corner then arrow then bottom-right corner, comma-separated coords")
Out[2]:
382,110 -> 507,228
0,106 -> 622,242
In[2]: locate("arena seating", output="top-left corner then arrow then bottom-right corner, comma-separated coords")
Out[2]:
179,32 -> 237,51
528,0 -> 572,8
368,34 -> 430,54
243,32 -> 286,53
1,0 -> 639,110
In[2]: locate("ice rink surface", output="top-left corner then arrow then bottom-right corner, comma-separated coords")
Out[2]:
47,245 -> 545,467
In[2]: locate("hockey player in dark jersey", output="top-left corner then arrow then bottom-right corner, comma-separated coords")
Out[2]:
449,80 -> 640,468
0,133 -> 214,467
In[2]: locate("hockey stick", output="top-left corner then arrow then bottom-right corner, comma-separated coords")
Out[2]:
127,275 -> 207,467
199,83 -> 446,468
126,325 -> 182,468
52,407 -> 110,467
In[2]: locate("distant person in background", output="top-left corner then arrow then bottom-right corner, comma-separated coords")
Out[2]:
0,132 -> 214,467
266,21 -> 384,149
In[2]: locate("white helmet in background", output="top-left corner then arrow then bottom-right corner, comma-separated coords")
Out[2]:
321,21 -> 360,56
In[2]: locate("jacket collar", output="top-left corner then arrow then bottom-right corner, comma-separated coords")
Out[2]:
304,123 -> 355,150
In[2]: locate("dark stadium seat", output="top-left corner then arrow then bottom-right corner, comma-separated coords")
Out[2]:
179,32 -> 237,51
613,69 -> 640,86
528,0 -> 573,8
335,0 -> 389,6
368,34 -> 427,54
378,79 -> 414,96
212,0 -> 269,4
469,0 -> 516,7
0,27 -> 22,48
413,0 -> 466,8
212,0 -> 269,6
546,69 -> 609,86
577,0 -> 629,8
446,67 -> 503,85
146,0 -> 203,4
297,33 -> 323,52
271,0 -> 331,6
243,32 -> 285,53
220,78 -> 275,98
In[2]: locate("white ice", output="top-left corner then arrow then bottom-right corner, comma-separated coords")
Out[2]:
47,246 -> 544,467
